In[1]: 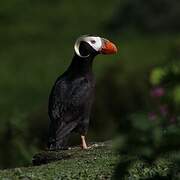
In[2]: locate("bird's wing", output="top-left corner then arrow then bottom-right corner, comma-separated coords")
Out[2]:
48,77 -> 93,144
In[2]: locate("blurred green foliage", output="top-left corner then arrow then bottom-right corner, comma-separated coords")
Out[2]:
150,42 -> 180,114
112,3 -> 180,177
114,53 -> 180,178
114,112 -> 180,179
0,113 -> 36,168
0,0 -> 179,173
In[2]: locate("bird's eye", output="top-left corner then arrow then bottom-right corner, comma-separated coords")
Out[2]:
90,40 -> 96,44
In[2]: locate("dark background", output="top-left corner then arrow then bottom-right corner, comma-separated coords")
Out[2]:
0,0 -> 179,169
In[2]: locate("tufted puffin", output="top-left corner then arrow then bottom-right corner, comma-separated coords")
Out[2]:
48,35 -> 117,150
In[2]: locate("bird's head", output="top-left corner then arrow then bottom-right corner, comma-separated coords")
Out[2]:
74,35 -> 118,58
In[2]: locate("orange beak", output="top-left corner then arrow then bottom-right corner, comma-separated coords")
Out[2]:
100,40 -> 118,54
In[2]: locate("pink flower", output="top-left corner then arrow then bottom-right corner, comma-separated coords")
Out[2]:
150,87 -> 165,98
148,112 -> 157,121
159,104 -> 168,117
170,116 -> 176,123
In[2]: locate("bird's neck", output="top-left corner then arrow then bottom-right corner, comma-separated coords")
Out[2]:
66,54 -> 95,78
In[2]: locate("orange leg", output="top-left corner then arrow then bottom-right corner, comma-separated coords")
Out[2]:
80,135 -> 88,149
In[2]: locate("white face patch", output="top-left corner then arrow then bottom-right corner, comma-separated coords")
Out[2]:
83,36 -> 102,52
74,35 -> 103,58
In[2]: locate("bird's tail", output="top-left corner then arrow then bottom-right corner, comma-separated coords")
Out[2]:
48,121 -> 78,150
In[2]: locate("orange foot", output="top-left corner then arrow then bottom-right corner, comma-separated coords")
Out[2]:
80,135 -> 89,150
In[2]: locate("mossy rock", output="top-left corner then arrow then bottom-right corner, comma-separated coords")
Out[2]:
0,141 -> 119,179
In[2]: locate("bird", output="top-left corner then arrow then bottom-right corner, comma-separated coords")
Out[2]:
48,35 -> 117,150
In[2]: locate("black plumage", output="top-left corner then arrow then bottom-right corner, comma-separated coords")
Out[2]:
48,35 -> 117,150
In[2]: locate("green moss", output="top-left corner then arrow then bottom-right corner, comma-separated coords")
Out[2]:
0,142 -> 118,179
